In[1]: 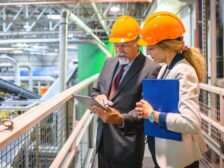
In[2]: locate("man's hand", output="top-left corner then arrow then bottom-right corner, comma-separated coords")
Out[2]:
90,105 -> 124,125
95,94 -> 113,107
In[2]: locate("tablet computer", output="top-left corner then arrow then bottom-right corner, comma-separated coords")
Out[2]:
74,95 -> 106,110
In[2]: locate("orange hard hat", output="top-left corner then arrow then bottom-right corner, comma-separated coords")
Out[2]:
138,11 -> 186,46
109,16 -> 141,43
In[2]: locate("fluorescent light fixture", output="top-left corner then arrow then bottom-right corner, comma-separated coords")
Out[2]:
13,43 -> 29,48
47,14 -> 61,20
110,6 -> 120,13
32,45 -> 47,49
155,0 -> 186,13
68,34 -> 74,38
0,48 -> 18,51
24,24 -> 31,29
68,45 -> 77,49
12,50 -> 24,54
46,52 -> 58,56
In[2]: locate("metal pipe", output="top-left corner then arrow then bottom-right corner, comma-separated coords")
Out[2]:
0,39 -> 111,58
94,41 -> 112,58
0,55 -> 20,86
68,10 -> 105,47
0,38 -> 105,46
0,30 -> 83,36
0,78 -> 40,99
210,0 -> 217,85
0,76 -> 55,82
59,9 -> 69,92
91,2 -> 109,35
58,9 -> 111,85
0,38 -> 60,44
19,64 -> 33,91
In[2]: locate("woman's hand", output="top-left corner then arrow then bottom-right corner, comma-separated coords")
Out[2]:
135,99 -> 154,119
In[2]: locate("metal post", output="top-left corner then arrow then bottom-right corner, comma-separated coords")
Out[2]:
19,65 -> 33,91
59,9 -> 69,92
28,66 -> 33,91
210,0 -> 218,164
35,123 -> 40,168
58,9 -> 69,148
88,83 -> 95,148
15,64 -> 21,86
220,133 -> 224,168
0,55 -> 21,86
210,0 -> 217,85
73,98 -> 77,129
220,95 -> 224,168
37,81 -> 41,95
66,101 -> 70,138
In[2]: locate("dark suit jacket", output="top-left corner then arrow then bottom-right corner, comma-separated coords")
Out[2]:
92,52 -> 160,163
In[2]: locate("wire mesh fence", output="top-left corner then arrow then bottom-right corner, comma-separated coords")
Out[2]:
0,108 -> 66,168
199,86 -> 224,168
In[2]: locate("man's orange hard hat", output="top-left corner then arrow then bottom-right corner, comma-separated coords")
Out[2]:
138,11 -> 186,46
109,16 -> 141,43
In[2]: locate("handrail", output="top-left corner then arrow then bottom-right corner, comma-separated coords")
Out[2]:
199,82 -> 224,168
200,113 -> 224,134
0,74 -> 99,151
50,110 -> 94,168
200,83 -> 224,95
199,83 -> 224,134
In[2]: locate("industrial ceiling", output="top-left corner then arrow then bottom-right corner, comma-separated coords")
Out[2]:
0,0 -> 186,66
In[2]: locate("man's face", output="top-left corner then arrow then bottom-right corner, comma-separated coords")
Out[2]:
114,40 -> 138,64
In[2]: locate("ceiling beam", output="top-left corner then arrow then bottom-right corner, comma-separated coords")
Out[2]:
91,2 -> 109,36
0,0 -> 152,6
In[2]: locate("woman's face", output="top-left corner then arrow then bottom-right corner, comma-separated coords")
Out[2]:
146,45 -> 167,64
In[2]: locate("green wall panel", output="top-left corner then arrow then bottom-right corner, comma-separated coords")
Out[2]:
139,46 -> 144,53
77,41 -> 115,82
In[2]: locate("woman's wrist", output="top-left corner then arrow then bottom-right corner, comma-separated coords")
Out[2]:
154,111 -> 160,123
145,109 -> 152,119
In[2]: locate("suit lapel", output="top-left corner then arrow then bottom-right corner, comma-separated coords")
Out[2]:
106,59 -> 119,95
111,53 -> 145,100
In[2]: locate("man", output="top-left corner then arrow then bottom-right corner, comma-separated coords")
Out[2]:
91,16 -> 160,168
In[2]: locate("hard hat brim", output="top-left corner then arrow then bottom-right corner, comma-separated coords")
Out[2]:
137,38 -> 155,46
109,37 -> 137,43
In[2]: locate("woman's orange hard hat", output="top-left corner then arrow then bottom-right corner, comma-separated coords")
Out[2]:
138,11 -> 186,46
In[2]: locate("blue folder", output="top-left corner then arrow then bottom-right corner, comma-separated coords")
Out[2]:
143,79 -> 182,141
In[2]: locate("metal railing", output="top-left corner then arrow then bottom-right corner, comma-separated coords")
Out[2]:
0,74 -> 98,168
199,83 -> 224,168
0,79 -> 224,168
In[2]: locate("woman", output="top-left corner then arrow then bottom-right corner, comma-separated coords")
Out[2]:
136,12 -> 207,168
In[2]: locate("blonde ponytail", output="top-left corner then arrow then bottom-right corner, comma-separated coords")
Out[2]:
158,39 -> 205,82
182,48 -> 205,82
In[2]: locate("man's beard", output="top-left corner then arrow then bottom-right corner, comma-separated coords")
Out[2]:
116,52 -> 130,65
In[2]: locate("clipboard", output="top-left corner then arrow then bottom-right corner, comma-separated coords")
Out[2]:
74,95 -> 106,110
143,79 -> 182,141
